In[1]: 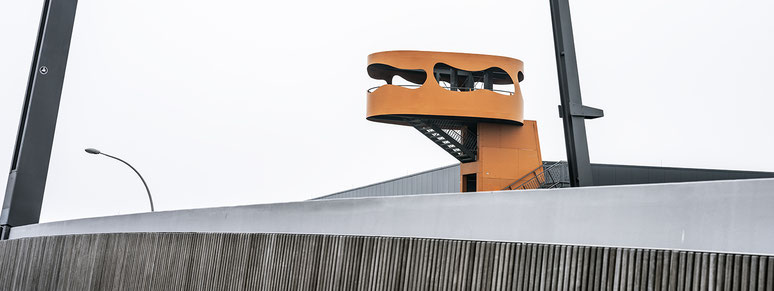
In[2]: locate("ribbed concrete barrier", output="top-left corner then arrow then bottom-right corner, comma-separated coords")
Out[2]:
2,233 -> 773,290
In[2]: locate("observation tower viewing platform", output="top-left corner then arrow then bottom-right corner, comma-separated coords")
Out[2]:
366,51 -> 543,192
366,50 -> 525,126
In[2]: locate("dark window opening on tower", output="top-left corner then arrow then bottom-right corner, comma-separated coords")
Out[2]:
432,63 -> 519,95
366,63 -> 426,92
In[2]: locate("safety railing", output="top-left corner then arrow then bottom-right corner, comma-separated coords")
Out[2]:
502,161 -> 569,191
432,119 -> 477,155
367,84 -> 514,95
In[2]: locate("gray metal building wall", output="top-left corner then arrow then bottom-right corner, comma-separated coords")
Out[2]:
313,164 -> 460,200
315,162 -> 774,200
589,163 -> 774,186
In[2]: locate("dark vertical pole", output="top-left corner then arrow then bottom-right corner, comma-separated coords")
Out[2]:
464,72 -> 474,91
549,0 -> 602,187
1,0 -> 78,239
449,68 -> 458,91
483,71 -> 493,90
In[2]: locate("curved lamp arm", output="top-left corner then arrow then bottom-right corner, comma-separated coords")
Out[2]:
85,148 -> 154,212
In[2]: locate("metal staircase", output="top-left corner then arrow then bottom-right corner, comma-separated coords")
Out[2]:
502,161 -> 569,190
407,118 -> 477,163
408,115 -> 567,190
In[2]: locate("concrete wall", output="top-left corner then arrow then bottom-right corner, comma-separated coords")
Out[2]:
2,232 -> 773,290
4,175 -> 774,290
10,178 -> 774,256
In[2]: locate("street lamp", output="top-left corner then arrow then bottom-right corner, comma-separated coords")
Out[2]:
84,148 -> 154,212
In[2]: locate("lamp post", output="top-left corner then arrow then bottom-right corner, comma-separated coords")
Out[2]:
85,148 -> 154,212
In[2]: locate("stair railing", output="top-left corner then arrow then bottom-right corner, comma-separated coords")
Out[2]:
502,161 -> 568,191
433,119 -> 477,154
367,84 -> 514,95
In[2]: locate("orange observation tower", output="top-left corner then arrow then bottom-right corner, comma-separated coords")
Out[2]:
366,50 -> 543,192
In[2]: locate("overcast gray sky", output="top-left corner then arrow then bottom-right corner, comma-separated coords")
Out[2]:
2,0 -> 773,222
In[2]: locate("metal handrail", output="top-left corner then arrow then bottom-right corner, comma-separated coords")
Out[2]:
367,84 -> 514,95
434,119 -> 477,155
502,163 -> 546,190
502,161 -> 567,191
367,84 -> 421,92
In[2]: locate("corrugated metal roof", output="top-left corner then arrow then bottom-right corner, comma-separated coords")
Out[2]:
312,164 -> 460,200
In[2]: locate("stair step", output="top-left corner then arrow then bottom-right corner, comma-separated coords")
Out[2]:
408,118 -> 477,163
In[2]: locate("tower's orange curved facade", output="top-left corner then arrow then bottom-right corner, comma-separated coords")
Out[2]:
367,50 -> 524,126
366,51 -> 542,192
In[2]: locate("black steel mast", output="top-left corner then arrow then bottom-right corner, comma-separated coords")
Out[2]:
1,0 -> 78,240
548,0 -> 603,187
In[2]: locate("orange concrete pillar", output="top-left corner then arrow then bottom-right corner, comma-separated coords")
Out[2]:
460,120 -> 543,192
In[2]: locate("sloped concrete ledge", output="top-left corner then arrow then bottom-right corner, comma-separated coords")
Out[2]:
9,178 -> 774,256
